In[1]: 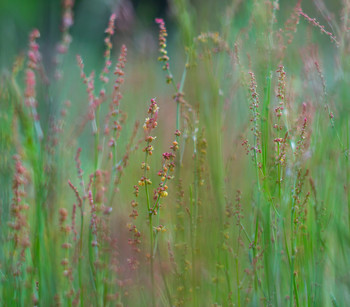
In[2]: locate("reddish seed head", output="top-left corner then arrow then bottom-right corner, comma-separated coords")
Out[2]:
62,242 -> 72,249
30,29 -> 40,41
105,13 -> 117,35
61,258 -> 69,266
59,208 -> 68,219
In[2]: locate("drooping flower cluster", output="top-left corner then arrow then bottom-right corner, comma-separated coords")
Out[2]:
298,8 -> 340,46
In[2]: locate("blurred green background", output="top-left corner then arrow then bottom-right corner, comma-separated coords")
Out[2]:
0,0 -> 342,66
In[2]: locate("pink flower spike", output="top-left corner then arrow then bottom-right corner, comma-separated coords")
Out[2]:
105,13 -> 117,35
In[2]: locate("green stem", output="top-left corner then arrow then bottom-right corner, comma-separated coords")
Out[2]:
79,205 -> 84,307
149,213 -> 155,306
235,254 -> 241,307
143,145 -> 155,305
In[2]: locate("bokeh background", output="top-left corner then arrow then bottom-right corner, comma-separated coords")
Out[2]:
0,0 -> 341,65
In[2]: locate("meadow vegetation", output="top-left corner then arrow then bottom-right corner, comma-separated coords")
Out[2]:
1,0 -> 350,306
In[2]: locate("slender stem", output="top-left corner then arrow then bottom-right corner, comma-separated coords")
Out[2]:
347,119 -> 350,231
143,142 -> 155,305
235,254 -> 241,307
290,176 -> 300,307
149,213 -> 155,306
79,205 -> 84,307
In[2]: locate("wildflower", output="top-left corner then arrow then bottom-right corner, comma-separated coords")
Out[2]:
155,18 -> 173,82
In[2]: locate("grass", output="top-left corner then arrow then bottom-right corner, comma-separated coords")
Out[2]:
1,0 -> 350,306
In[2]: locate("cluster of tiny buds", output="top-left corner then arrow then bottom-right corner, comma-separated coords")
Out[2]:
128,190 -> 141,256
141,100 -> 159,157
28,29 -> 41,70
138,176 -> 152,187
58,207 -> 73,281
274,106 -> 284,121
59,208 -> 71,234
9,155 -> 30,261
54,0 -> 74,79
100,13 -> 117,84
154,225 -> 167,233
155,18 -> 169,63
127,223 -> 141,253
141,162 -> 150,171
283,2 -> 301,45
155,18 -> 173,83
152,130 -> 180,203
247,72 -> 262,157
88,188 -> 98,240
105,13 -> 116,36
143,99 -> 159,133
25,30 -> 41,110
148,98 -> 159,115
274,138 -> 284,143
113,45 -> 127,91
295,116 -> 308,155
196,32 -> 231,57
172,140 -> 179,151
298,8 -> 340,47
62,0 -> 74,31
248,72 -> 259,111
133,185 -> 139,197
241,139 -> 262,158
173,92 -> 186,106
131,99 -> 160,217
106,118 -> 123,139
275,65 -> 286,120
104,45 -> 128,141
76,56 -> 97,117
